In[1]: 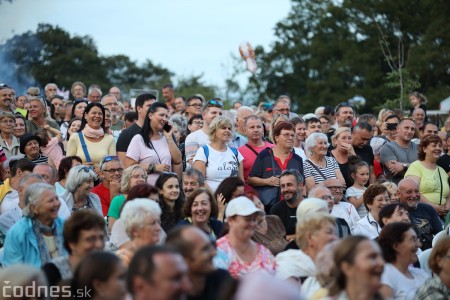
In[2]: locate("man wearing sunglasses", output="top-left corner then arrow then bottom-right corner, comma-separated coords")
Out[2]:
185,98 -> 223,168
91,155 -> 123,216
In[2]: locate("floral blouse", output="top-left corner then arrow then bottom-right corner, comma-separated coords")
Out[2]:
215,235 -> 276,278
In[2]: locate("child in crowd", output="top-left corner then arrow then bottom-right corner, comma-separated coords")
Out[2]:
345,158 -> 370,218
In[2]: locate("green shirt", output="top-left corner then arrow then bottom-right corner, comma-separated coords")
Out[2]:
107,194 -> 126,219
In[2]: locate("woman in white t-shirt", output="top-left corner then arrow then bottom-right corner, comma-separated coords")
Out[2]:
125,102 -> 182,186
193,116 -> 243,192
378,222 -> 430,300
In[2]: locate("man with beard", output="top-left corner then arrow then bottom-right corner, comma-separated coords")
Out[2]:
380,118 -> 418,184
270,169 -> 304,241
334,102 -> 354,128
166,225 -> 232,300
398,178 -> 442,250
182,168 -> 205,199
0,85 -> 16,114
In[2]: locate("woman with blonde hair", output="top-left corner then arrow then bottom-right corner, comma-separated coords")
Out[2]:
193,116 -> 243,192
107,165 -> 148,232
328,127 -> 355,188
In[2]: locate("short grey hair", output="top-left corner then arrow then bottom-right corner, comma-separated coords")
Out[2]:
208,116 -> 233,141
44,83 -> 58,92
19,173 -> 44,186
183,168 -> 205,186
121,199 -> 162,238
169,114 -> 188,137
88,87 -> 102,97
23,183 -> 56,217
121,165 -> 148,194
236,106 -> 253,118
305,132 -> 329,156
101,94 -> 118,104
66,165 -> 96,193
308,185 -> 330,198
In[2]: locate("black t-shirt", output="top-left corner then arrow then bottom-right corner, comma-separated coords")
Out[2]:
354,143 -> 374,167
437,154 -> 450,174
187,269 -> 233,300
408,203 -> 443,250
116,123 -> 142,153
270,200 -> 297,235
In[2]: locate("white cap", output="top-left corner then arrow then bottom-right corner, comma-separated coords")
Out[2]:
225,196 -> 264,218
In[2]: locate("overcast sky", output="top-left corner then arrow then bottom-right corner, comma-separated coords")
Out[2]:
0,0 -> 291,91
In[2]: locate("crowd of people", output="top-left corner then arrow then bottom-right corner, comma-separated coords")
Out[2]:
0,81 -> 449,299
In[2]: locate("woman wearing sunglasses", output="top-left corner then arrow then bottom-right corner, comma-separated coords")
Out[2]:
67,103 -> 116,172
125,102 -> 182,186
62,164 -> 103,216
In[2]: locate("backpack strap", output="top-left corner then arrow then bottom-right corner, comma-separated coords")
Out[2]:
202,145 -> 209,167
78,132 -> 92,163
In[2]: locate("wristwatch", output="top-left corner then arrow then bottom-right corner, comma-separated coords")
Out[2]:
402,163 -> 408,170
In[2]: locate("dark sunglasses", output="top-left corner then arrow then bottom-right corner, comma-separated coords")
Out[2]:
205,99 -> 223,108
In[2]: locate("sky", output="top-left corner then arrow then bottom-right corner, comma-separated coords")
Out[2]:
0,0 -> 292,92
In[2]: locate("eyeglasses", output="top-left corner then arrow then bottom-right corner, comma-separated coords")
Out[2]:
327,186 -> 345,191
104,102 -> 119,106
103,156 -> 119,163
103,168 -> 123,174
0,120 -> 15,124
188,103 -> 203,108
205,99 -> 223,108
192,120 -> 204,126
280,133 -> 295,139
320,195 -> 335,201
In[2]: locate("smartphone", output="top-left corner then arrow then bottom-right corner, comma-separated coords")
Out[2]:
163,123 -> 172,133
386,123 -> 397,130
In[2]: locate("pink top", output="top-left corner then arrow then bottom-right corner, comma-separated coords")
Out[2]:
238,141 -> 273,181
41,137 -> 64,169
216,235 -> 276,278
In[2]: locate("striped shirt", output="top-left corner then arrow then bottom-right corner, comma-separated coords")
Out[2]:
28,154 -> 49,165
303,157 -> 339,184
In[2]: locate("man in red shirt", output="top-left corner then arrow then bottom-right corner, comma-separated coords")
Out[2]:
92,156 -> 122,216
238,115 -> 273,191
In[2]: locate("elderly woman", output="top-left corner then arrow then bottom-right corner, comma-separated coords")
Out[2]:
42,210 -> 106,286
378,222 -> 430,299
178,187 -> 223,239
115,199 -> 162,266
107,165 -> 148,232
193,116 -> 243,192
415,236 -> 450,299
20,133 -> 56,167
326,236 -> 385,300
0,112 -> 20,158
67,102 -> 116,169
26,96 -> 60,134
126,102 -> 182,185
276,212 -> 337,298
62,165 -> 102,215
215,196 -> 276,278
304,132 -> 344,192
405,134 -> 450,217
3,182 -> 65,267
328,127 -> 356,188
55,156 -> 82,196
353,184 -> 389,239
14,114 -> 27,139
71,251 -> 127,300
248,121 -> 303,210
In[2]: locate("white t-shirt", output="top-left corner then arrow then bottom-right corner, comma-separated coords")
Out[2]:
193,145 -> 243,192
345,186 -> 367,218
184,129 -> 210,169
381,263 -> 429,300
0,190 -> 18,215
126,134 -> 172,186
293,147 -> 307,161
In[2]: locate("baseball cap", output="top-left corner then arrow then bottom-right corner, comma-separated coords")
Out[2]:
225,196 -> 264,218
